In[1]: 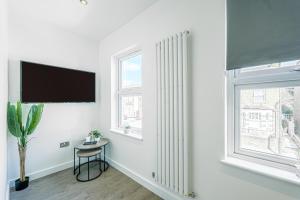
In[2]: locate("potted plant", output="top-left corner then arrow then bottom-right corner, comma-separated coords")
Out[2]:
124,125 -> 130,134
89,130 -> 103,142
7,101 -> 44,191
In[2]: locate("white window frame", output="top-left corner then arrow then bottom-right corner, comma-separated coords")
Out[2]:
111,47 -> 143,136
227,64 -> 300,172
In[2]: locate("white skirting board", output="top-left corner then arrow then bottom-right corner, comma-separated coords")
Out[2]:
107,157 -> 190,200
9,160 -> 74,187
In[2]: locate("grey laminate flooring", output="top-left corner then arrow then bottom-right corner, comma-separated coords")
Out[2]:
10,166 -> 162,200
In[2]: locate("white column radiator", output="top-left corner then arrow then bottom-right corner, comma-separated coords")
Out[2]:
156,31 -> 190,196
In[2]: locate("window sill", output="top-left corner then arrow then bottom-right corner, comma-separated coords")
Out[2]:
110,128 -> 143,141
221,157 -> 300,186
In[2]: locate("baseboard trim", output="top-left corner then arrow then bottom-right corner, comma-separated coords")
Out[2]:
107,157 -> 188,200
9,160 -> 73,187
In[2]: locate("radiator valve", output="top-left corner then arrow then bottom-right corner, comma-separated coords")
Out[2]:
188,192 -> 196,198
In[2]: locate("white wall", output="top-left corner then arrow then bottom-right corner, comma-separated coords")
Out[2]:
99,0 -> 300,200
0,0 -> 8,198
7,16 -> 100,182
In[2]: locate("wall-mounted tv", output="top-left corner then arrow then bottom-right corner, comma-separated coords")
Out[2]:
21,61 -> 96,103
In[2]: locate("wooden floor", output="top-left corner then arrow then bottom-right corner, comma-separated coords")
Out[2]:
10,166 -> 162,200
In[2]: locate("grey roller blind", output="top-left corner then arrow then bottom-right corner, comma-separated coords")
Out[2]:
227,0 -> 300,70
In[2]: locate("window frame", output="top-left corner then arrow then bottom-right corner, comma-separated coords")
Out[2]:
227,65 -> 300,172
114,49 -> 143,134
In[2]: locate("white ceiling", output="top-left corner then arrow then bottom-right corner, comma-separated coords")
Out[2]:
8,0 -> 158,41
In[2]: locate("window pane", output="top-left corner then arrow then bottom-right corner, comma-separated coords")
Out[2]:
240,87 -> 300,160
121,54 -> 142,88
253,89 -> 266,104
121,95 -> 142,129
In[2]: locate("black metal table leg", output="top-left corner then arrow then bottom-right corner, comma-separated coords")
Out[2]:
79,157 -> 81,174
104,146 -> 106,171
73,148 -> 76,175
99,153 -> 101,170
88,157 -> 90,180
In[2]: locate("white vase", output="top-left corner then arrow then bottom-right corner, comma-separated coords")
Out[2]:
85,136 -> 91,142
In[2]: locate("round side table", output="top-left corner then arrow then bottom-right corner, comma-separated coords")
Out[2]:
76,148 -> 102,182
73,138 -> 110,176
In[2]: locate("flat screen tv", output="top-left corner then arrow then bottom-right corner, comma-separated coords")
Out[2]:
21,61 -> 95,103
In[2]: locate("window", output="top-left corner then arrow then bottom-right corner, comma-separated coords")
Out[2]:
253,89 -> 266,104
112,50 -> 142,135
120,95 -> 142,129
227,60 -> 300,171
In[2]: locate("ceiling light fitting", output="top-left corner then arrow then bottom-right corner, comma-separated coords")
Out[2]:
80,0 -> 88,6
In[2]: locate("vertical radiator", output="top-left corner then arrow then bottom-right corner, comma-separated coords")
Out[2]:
156,31 -> 190,196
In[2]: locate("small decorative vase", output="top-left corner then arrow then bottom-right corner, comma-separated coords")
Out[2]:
95,137 -> 100,142
85,136 -> 91,142
90,135 -> 95,142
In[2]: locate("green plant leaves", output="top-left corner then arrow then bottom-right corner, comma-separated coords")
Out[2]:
7,102 -> 22,138
16,101 -> 23,131
7,102 -> 44,144
89,130 -> 102,138
25,104 -> 44,135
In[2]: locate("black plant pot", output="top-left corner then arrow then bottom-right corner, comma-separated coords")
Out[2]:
15,177 -> 29,191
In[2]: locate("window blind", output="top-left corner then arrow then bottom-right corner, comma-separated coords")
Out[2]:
227,0 -> 300,70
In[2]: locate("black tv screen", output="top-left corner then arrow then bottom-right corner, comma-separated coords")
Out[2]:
21,61 -> 95,103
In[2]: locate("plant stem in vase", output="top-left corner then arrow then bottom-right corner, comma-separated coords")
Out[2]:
18,145 -> 26,182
